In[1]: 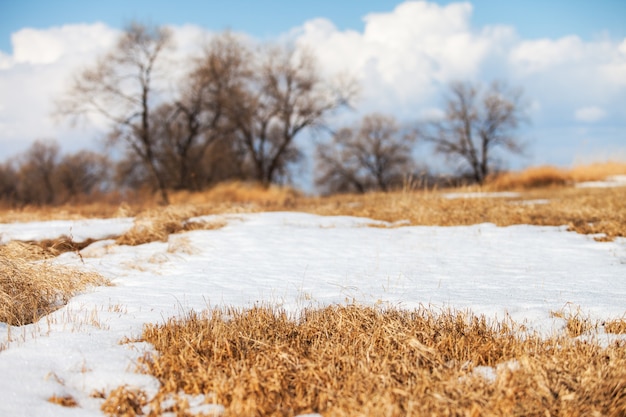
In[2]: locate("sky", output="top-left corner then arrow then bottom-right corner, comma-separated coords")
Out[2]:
0,0 -> 625,180
1,211 -> 626,414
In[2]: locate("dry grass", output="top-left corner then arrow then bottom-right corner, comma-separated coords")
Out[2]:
486,166 -> 570,190
569,161 -> 626,182
297,186 -> 626,240
48,394 -> 79,408
112,183 -> 298,246
605,319 -> 626,335
550,308 -> 596,338
486,162 -> 626,190
0,242 -> 109,326
101,386 -> 148,417
170,181 -> 300,208
116,205 -> 227,246
29,236 -> 99,257
101,305 -> 626,417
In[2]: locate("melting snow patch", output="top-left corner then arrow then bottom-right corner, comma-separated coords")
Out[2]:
576,175 -> 626,188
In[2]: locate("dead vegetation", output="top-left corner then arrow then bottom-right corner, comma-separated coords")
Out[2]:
0,242 -> 109,326
486,161 -> 626,190
100,304 -> 626,417
115,204 -> 227,246
605,319 -> 626,335
290,185 -> 625,241
48,394 -> 79,408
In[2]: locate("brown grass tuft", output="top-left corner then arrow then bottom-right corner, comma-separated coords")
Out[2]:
29,236 -> 99,257
486,162 -> 626,191
569,161 -> 626,182
103,305 -> 626,416
0,241 -> 52,261
605,319 -> 626,335
170,181 -> 300,208
101,386 -> 148,417
550,307 -> 596,338
0,250 -> 109,326
298,186 -> 626,240
48,394 -> 79,408
116,205 -> 226,246
487,166 -> 571,190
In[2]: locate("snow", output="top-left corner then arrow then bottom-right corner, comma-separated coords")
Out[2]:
576,175 -> 626,188
0,218 -> 134,244
1,211 -> 626,416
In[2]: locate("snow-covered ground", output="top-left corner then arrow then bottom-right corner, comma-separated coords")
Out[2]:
1,211 -> 626,416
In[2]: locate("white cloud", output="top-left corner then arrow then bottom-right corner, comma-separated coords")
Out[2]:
0,51 -> 11,70
509,36 -> 584,74
0,24 -> 121,158
290,1 -> 626,133
294,1 -> 508,115
12,23 -> 117,65
575,106 -> 606,123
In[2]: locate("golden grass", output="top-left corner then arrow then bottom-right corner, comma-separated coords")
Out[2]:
101,386 -> 148,417
550,308 -> 595,338
486,161 -> 626,191
30,236 -> 99,257
0,242 -> 109,326
169,181 -> 300,208
297,186 -> 626,240
569,161 -> 626,182
115,204 -> 227,246
605,319 -> 626,335
101,305 -> 626,417
486,166 -> 570,190
48,394 -> 79,408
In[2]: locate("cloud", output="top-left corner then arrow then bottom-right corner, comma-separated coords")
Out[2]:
575,106 -> 606,123
509,36 -> 584,74
0,51 -> 10,70
0,23 -> 121,157
11,23 -> 117,65
294,1 -> 512,116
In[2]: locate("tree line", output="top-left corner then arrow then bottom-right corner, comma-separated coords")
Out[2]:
0,22 -> 528,206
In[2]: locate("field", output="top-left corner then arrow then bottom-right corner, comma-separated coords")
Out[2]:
0,163 -> 625,416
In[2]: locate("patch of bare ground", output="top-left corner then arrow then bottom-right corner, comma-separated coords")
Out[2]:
102,305 -> 626,417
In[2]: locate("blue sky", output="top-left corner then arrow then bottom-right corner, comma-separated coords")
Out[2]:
2,0 -> 625,53
0,0 -> 625,181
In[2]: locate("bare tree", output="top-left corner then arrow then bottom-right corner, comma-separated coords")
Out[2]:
231,45 -> 356,186
56,22 -> 173,203
316,114 -> 416,194
154,33 -> 251,190
16,140 -> 60,205
424,80 -> 528,184
0,162 -> 18,205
